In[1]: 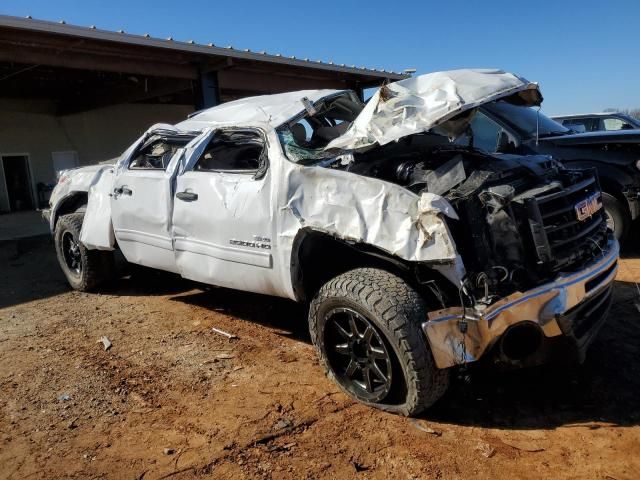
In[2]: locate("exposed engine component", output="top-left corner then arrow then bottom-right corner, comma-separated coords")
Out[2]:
341,134 -> 608,300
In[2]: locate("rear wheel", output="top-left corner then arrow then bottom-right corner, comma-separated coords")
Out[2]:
309,268 -> 449,416
54,212 -> 114,291
602,192 -> 628,242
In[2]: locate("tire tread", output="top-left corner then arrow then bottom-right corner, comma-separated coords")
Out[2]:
309,267 -> 449,416
55,212 -> 114,291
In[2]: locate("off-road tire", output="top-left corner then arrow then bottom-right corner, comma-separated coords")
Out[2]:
602,192 -> 629,242
54,212 -> 114,291
309,268 -> 449,416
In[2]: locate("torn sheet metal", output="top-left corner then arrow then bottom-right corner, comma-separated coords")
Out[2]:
80,167 -> 115,250
280,165 -> 465,281
326,69 -> 542,151
423,238 -> 619,369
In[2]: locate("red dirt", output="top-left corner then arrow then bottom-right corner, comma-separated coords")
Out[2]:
1,236 -> 639,479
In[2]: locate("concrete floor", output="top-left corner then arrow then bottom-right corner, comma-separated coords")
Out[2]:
0,210 -> 50,242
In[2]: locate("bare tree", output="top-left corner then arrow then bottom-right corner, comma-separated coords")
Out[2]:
604,107 -> 640,119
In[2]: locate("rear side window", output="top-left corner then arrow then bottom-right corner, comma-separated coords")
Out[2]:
563,118 -> 598,132
603,117 -> 633,131
194,129 -> 265,172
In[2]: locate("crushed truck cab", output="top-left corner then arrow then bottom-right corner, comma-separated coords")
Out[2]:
46,69 -> 618,416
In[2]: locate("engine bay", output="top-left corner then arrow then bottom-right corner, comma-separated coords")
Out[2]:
334,134 -> 608,304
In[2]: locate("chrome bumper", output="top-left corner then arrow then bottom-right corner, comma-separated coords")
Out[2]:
41,209 -> 52,232
423,238 -> 619,369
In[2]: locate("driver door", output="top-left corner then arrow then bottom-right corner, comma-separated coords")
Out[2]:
110,132 -> 191,273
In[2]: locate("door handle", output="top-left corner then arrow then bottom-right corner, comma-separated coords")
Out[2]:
113,186 -> 132,196
176,191 -> 198,201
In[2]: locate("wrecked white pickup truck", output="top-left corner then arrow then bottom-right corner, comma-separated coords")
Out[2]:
45,69 -> 618,415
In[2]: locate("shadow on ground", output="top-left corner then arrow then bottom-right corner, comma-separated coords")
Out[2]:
0,236 -> 69,309
170,287 -> 310,342
172,277 -> 640,430
3,235 -> 639,430
0,238 -> 196,309
425,279 -> 640,429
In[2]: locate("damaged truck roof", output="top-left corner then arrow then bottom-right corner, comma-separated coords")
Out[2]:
178,89 -> 344,131
177,69 -> 542,152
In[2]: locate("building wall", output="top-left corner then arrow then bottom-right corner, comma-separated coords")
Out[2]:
0,100 -> 193,212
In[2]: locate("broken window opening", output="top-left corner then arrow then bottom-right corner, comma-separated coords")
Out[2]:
194,129 -> 266,174
129,134 -> 194,170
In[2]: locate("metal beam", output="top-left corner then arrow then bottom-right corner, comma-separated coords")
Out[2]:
196,70 -> 220,110
58,78 -> 194,115
217,69 -> 347,94
0,15 -> 407,81
0,45 -> 198,79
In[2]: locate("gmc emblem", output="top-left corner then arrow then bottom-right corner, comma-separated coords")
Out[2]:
574,193 -> 602,222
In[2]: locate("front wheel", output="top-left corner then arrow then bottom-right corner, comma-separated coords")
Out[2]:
309,268 -> 449,416
602,192 -> 629,242
54,212 -> 114,291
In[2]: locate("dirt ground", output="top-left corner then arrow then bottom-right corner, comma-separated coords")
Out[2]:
1,235 -> 639,480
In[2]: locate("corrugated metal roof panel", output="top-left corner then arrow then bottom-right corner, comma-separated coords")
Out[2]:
0,14 -> 407,80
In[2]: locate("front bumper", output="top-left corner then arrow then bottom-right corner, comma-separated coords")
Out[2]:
423,237 -> 619,369
41,209 -> 52,233
42,208 -> 51,223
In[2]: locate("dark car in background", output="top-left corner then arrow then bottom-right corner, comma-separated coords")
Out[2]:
552,112 -> 640,133
459,103 -> 640,240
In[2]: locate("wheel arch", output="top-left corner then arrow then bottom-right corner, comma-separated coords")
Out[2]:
51,191 -> 88,231
557,161 -> 633,239
289,227 -> 454,305
563,160 -> 633,208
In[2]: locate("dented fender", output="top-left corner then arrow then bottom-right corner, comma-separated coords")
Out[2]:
47,164 -> 114,232
278,162 -> 467,291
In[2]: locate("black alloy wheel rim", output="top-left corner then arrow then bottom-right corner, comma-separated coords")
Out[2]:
324,307 -> 393,402
62,231 -> 82,276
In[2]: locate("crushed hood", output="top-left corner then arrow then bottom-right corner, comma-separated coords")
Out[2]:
326,68 -> 542,151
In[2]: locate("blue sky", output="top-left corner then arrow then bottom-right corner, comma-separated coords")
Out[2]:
2,0 -> 638,115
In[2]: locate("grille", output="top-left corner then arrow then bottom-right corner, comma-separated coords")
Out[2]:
514,170 -> 609,273
557,283 -> 613,344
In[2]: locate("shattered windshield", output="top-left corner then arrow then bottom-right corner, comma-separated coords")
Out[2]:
277,129 -> 341,163
277,91 -> 363,163
483,102 -> 569,138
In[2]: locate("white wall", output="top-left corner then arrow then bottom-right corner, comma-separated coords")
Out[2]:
0,100 -> 193,212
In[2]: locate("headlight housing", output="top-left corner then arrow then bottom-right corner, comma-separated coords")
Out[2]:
636,159 -> 640,171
